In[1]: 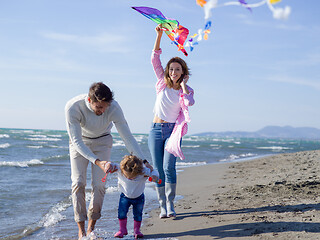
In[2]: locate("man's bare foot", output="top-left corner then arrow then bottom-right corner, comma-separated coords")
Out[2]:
87,219 -> 97,236
78,232 -> 85,240
78,230 -> 86,240
77,221 -> 86,240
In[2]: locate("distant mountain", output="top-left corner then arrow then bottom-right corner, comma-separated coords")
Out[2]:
194,126 -> 320,140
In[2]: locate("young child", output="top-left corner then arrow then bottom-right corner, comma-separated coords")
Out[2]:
107,155 -> 159,239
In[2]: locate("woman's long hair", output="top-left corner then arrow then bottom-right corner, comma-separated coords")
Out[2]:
164,57 -> 191,89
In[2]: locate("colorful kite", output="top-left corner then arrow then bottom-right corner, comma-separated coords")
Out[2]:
132,1 -> 291,55
132,6 -> 189,56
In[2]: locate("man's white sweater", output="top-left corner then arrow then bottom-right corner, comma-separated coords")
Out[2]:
65,94 -> 144,163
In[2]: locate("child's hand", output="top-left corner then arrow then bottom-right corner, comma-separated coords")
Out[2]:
144,162 -> 154,171
148,176 -> 162,184
151,175 -> 159,182
105,162 -> 118,173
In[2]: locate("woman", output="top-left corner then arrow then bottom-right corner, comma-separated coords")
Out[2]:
148,24 -> 195,218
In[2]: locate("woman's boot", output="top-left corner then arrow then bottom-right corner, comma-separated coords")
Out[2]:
165,183 -> 176,218
155,186 -> 167,218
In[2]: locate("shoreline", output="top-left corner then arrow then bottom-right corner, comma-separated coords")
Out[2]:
142,150 -> 320,239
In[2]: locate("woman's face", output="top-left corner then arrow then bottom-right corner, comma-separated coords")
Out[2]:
169,62 -> 184,84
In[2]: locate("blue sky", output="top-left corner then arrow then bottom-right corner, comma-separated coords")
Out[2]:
0,0 -> 319,134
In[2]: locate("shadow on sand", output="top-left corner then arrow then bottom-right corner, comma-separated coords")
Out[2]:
144,203 -> 320,239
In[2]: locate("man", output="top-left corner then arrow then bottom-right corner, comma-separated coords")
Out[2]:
65,82 -> 149,239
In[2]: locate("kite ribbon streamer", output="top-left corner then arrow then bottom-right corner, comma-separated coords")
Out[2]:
132,6 -> 189,56
196,0 -> 207,7
202,0 -> 290,20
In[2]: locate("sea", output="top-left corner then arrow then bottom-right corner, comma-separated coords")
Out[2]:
1,127 -> 320,240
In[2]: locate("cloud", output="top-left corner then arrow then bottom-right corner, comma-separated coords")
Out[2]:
41,31 -> 130,53
266,75 -> 320,91
235,13 -> 304,31
275,23 -> 305,31
272,6 -> 291,20
278,53 -> 320,67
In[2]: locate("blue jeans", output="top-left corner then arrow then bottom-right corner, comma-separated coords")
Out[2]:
148,123 -> 177,187
118,193 -> 144,222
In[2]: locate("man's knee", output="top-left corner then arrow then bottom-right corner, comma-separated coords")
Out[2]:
72,181 -> 86,194
92,184 -> 106,198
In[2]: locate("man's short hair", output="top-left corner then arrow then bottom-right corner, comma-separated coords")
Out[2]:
89,82 -> 114,103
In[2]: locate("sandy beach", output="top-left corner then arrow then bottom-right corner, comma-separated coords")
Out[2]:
142,150 -> 320,239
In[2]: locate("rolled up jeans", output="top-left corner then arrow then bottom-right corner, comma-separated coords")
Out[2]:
148,123 -> 177,187
69,134 -> 112,222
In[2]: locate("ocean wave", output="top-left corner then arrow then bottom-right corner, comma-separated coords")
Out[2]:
25,137 -> 61,142
27,145 -> 43,149
176,161 -> 207,166
220,153 -> 257,162
43,154 -> 69,162
257,146 -> 293,150
0,143 -> 10,148
10,129 -> 35,134
183,136 -> 202,141
48,145 -> 68,149
106,186 -> 118,193
30,134 -> 47,138
267,140 -> 297,145
6,196 -> 72,240
212,138 -> 235,143
113,141 -> 125,147
183,145 -> 200,148
0,159 -> 44,167
0,134 -> 10,138
210,144 -> 221,149
133,134 -> 148,143
47,134 -> 63,138
39,196 -> 72,227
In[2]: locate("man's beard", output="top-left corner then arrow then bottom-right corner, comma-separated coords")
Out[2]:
95,111 -> 103,116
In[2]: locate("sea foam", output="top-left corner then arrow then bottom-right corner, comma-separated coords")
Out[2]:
39,197 -> 71,227
0,143 -> 10,148
220,153 -> 257,162
0,159 -> 44,167
257,146 -> 293,151
0,134 -> 9,138
176,161 -> 207,167
25,137 -> 61,141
